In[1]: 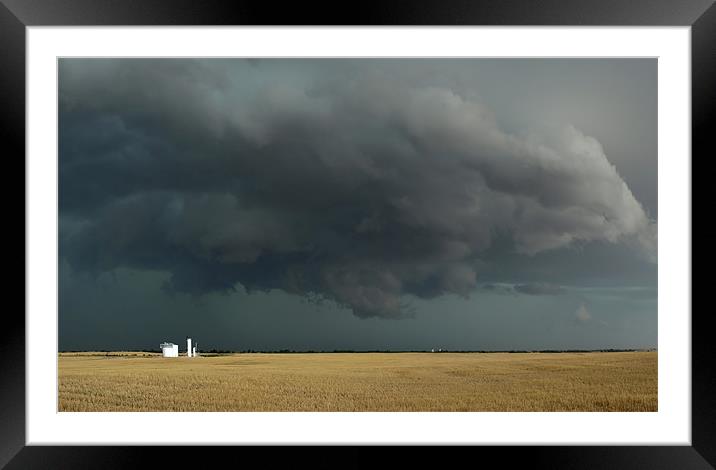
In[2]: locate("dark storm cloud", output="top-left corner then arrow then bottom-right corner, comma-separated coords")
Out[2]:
59,59 -> 657,319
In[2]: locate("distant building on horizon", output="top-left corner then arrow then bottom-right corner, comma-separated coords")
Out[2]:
160,338 -> 199,358
160,342 -> 178,357
186,337 -> 199,357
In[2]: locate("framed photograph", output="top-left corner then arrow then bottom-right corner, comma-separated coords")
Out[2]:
5,0 -> 712,467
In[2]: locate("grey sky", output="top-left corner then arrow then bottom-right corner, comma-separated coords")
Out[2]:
58,58 -> 657,351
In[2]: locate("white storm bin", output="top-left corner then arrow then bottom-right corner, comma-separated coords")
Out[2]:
160,342 -> 179,357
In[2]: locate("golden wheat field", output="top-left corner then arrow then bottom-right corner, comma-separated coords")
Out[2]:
58,351 -> 657,412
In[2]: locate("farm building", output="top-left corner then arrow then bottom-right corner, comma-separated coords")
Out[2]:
160,342 -> 179,357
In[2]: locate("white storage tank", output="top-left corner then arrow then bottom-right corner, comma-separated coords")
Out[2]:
187,337 -> 193,357
160,342 -> 178,357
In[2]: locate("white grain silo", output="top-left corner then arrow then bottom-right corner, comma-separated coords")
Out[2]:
187,337 -> 193,357
192,342 -> 197,357
160,342 -> 179,357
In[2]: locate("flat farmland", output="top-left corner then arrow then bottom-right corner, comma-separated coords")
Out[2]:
58,351 -> 657,412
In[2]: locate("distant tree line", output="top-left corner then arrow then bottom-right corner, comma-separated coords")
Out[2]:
59,348 -> 656,354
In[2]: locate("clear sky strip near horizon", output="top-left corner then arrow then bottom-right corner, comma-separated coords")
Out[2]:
58,58 -> 657,351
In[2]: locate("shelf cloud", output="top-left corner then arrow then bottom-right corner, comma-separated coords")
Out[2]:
59,59 -> 657,319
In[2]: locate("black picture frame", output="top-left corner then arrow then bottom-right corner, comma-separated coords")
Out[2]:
3,0 -> 712,468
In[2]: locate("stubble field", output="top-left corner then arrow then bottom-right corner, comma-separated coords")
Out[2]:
58,351 -> 657,412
